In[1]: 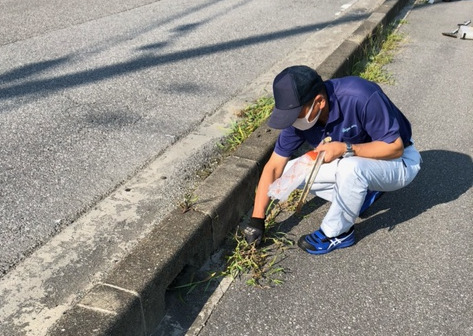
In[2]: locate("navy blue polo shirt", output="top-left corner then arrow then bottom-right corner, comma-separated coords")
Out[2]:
274,76 -> 412,158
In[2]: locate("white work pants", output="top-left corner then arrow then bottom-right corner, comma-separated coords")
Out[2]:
285,144 -> 421,237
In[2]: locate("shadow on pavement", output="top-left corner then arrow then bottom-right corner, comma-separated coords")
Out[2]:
0,12 -> 369,102
356,149 -> 473,240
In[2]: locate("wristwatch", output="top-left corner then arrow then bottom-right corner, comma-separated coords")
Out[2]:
343,142 -> 355,157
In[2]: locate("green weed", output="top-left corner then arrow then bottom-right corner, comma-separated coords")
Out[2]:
219,97 -> 274,153
179,192 -> 198,213
352,22 -> 406,83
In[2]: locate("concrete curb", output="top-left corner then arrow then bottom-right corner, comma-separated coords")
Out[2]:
47,0 -> 410,334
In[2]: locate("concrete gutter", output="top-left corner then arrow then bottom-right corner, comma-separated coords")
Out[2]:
47,0 -> 411,334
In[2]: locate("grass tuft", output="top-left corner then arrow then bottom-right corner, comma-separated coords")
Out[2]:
179,192 -> 198,213
352,22 -> 406,84
221,201 -> 295,288
219,97 -> 274,153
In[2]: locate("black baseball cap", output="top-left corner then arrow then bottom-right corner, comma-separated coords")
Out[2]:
267,65 -> 325,129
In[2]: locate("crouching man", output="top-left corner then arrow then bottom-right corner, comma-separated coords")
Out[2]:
244,65 -> 421,254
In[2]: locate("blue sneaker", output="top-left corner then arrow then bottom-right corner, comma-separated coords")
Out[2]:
359,190 -> 384,215
297,227 -> 355,255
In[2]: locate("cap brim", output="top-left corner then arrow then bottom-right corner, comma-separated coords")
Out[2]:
267,106 -> 302,129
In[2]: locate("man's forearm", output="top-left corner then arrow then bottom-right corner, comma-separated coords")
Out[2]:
251,154 -> 288,218
251,173 -> 273,219
351,138 -> 404,159
245,170 -> 274,243
317,137 -> 404,162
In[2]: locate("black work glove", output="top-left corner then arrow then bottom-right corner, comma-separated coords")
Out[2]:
243,217 -> 265,246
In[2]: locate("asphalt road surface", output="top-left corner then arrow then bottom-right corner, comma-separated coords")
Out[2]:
0,0 -> 384,277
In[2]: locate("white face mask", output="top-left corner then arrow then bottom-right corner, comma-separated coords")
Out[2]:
292,99 -> 321,131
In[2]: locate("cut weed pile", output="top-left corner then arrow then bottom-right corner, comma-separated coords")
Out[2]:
216,188 -> 302,288
169,194 -> 299,292
223,196 -> 298,288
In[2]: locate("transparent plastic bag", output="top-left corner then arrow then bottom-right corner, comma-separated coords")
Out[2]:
267,151 -> 318,202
